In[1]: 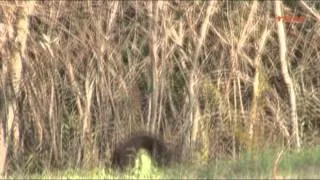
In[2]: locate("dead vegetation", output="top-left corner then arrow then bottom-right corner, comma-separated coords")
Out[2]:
0,0 -> 319,175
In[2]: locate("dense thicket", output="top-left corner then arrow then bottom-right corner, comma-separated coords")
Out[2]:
0,1 -> 319,174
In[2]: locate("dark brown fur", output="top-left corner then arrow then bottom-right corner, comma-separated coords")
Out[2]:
111,131 -> 172,170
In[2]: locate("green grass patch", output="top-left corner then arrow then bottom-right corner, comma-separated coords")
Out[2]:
7,146 -> 320,179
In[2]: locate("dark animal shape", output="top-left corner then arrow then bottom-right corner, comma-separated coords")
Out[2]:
111,131 -> 172,170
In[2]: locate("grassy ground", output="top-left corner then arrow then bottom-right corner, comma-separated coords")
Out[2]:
7,146 -> 320,179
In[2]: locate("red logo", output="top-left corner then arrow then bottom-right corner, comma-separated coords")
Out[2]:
276,16 -> 306,23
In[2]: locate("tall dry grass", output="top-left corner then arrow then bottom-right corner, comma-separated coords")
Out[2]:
0,0 -> 319,174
